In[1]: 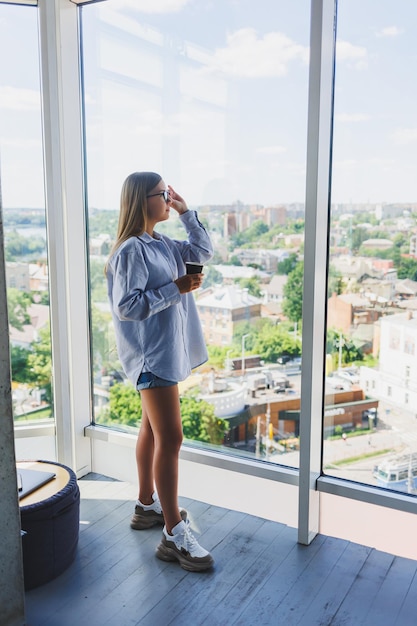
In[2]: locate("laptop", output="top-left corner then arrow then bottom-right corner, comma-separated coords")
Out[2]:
17,468 -> 56,500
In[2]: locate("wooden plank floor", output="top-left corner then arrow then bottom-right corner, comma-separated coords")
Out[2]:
25,474 -> 417,626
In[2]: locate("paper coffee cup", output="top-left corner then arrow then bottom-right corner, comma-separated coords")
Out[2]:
186,262 -> 204,274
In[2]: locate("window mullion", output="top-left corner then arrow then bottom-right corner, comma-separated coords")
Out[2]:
38,0 -> 91,475
298,0 -> 336,545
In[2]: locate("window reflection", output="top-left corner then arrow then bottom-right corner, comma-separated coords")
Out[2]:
325,0 -> 417,493
82,0 -> 309,466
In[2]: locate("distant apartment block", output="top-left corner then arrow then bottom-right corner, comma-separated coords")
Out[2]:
232,248 -> 289,272
330,255 -> 394,283
196,285 -> 262,345
6,262 -> 30,291
222,204 -> 286,239
6,262 -> 49,292
211,264 -> 268,284
265,205 -> 287,227
360,311 -> 417,412
89,233 -> 111,256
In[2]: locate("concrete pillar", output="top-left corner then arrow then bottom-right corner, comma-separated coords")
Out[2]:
0,175 -> 25,624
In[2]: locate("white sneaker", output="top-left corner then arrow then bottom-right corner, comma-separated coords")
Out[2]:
130,492 -> 187,530
156,519 -> 214,571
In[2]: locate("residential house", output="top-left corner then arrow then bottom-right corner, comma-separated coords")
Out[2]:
327,292 -> 382,335
196,285 -> 262,345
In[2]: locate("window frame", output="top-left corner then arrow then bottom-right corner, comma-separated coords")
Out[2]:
6,0 -> 417,549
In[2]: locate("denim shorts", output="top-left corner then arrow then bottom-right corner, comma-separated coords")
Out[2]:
136,371 -> 177,391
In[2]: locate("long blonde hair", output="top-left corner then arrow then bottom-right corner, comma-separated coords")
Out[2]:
105,171 -> 162,272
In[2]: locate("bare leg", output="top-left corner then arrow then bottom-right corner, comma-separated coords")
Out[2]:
140,385 -> 183,533
136,409 -> 155,505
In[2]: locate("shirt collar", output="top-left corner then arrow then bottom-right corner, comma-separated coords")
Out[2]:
137,230 -> 162,243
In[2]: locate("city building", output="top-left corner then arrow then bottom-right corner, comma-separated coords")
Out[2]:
9,303 -> 50,350
327,292 -> 382,335
5,262 -> 30,291
361,311 -> 417,411
231,247 -> 289,271
29,262 -> 49,292
196,285 -> 262,345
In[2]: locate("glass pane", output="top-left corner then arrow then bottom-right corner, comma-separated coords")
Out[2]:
0,5 -> 54,426
325,0 -> 417,493
82,0 -> 309,466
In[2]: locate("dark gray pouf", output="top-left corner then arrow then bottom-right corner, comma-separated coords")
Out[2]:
20,460 -> 80,590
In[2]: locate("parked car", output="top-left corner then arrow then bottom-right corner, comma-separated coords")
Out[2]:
336,368 -> 359,384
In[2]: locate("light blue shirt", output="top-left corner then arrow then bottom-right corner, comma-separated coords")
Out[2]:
106,210 -> 213,385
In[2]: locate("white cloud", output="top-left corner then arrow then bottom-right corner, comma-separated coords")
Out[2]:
376,26 -> 403,38
207,28 -> 309,78
335,113 -> 370,122
256,145 -> 286,155
336,40 -> 368,70
391,127 -> 417,145
108,0 -> 190,13
0,86 -> 40,111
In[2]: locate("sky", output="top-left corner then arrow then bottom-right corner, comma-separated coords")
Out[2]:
0,0 -> 416,209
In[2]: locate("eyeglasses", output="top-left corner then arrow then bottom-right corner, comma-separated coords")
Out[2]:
146,189 -> 170,203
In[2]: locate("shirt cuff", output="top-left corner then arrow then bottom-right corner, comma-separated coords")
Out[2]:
179,209 -> 204,229
161,280 -> 181,302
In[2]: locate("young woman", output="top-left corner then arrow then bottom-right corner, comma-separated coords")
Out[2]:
106,172 -> 214,572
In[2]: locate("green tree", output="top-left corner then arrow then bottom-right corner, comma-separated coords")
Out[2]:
351,227 -> 370,252
7,288 -> 31,330
91,304 -> 113,371
229,255 -> 242,266
10,345 -> 34,383
181,393 -> 227,445
5,229 -> 46,260
101,382 -> 142,426
326,328 -> 363,366
232,321 -> 257,353
98,384 -> 227,445
277,252 -> 298,275
230,220 -> 269,247
282,262 -> 304,323
247,220 -> 269,238
328,265 -> 343,297
207,345 -> 232,369
397,257 -> 417,281
202,265 -> 223,289
234,276 -> 262,298
88,209 -> 118,238
34,291 -> 50,305
90,259 -> 108,302
253,323 -> 301,363
28,324 -> 53,403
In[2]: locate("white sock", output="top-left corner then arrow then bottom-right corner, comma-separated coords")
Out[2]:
170,519 -> 186,535
137,492 -> 157,509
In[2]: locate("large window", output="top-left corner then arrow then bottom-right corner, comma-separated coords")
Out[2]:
325,0 -> 417,494
0,5 -> 53,428
81,0 -> 309,466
